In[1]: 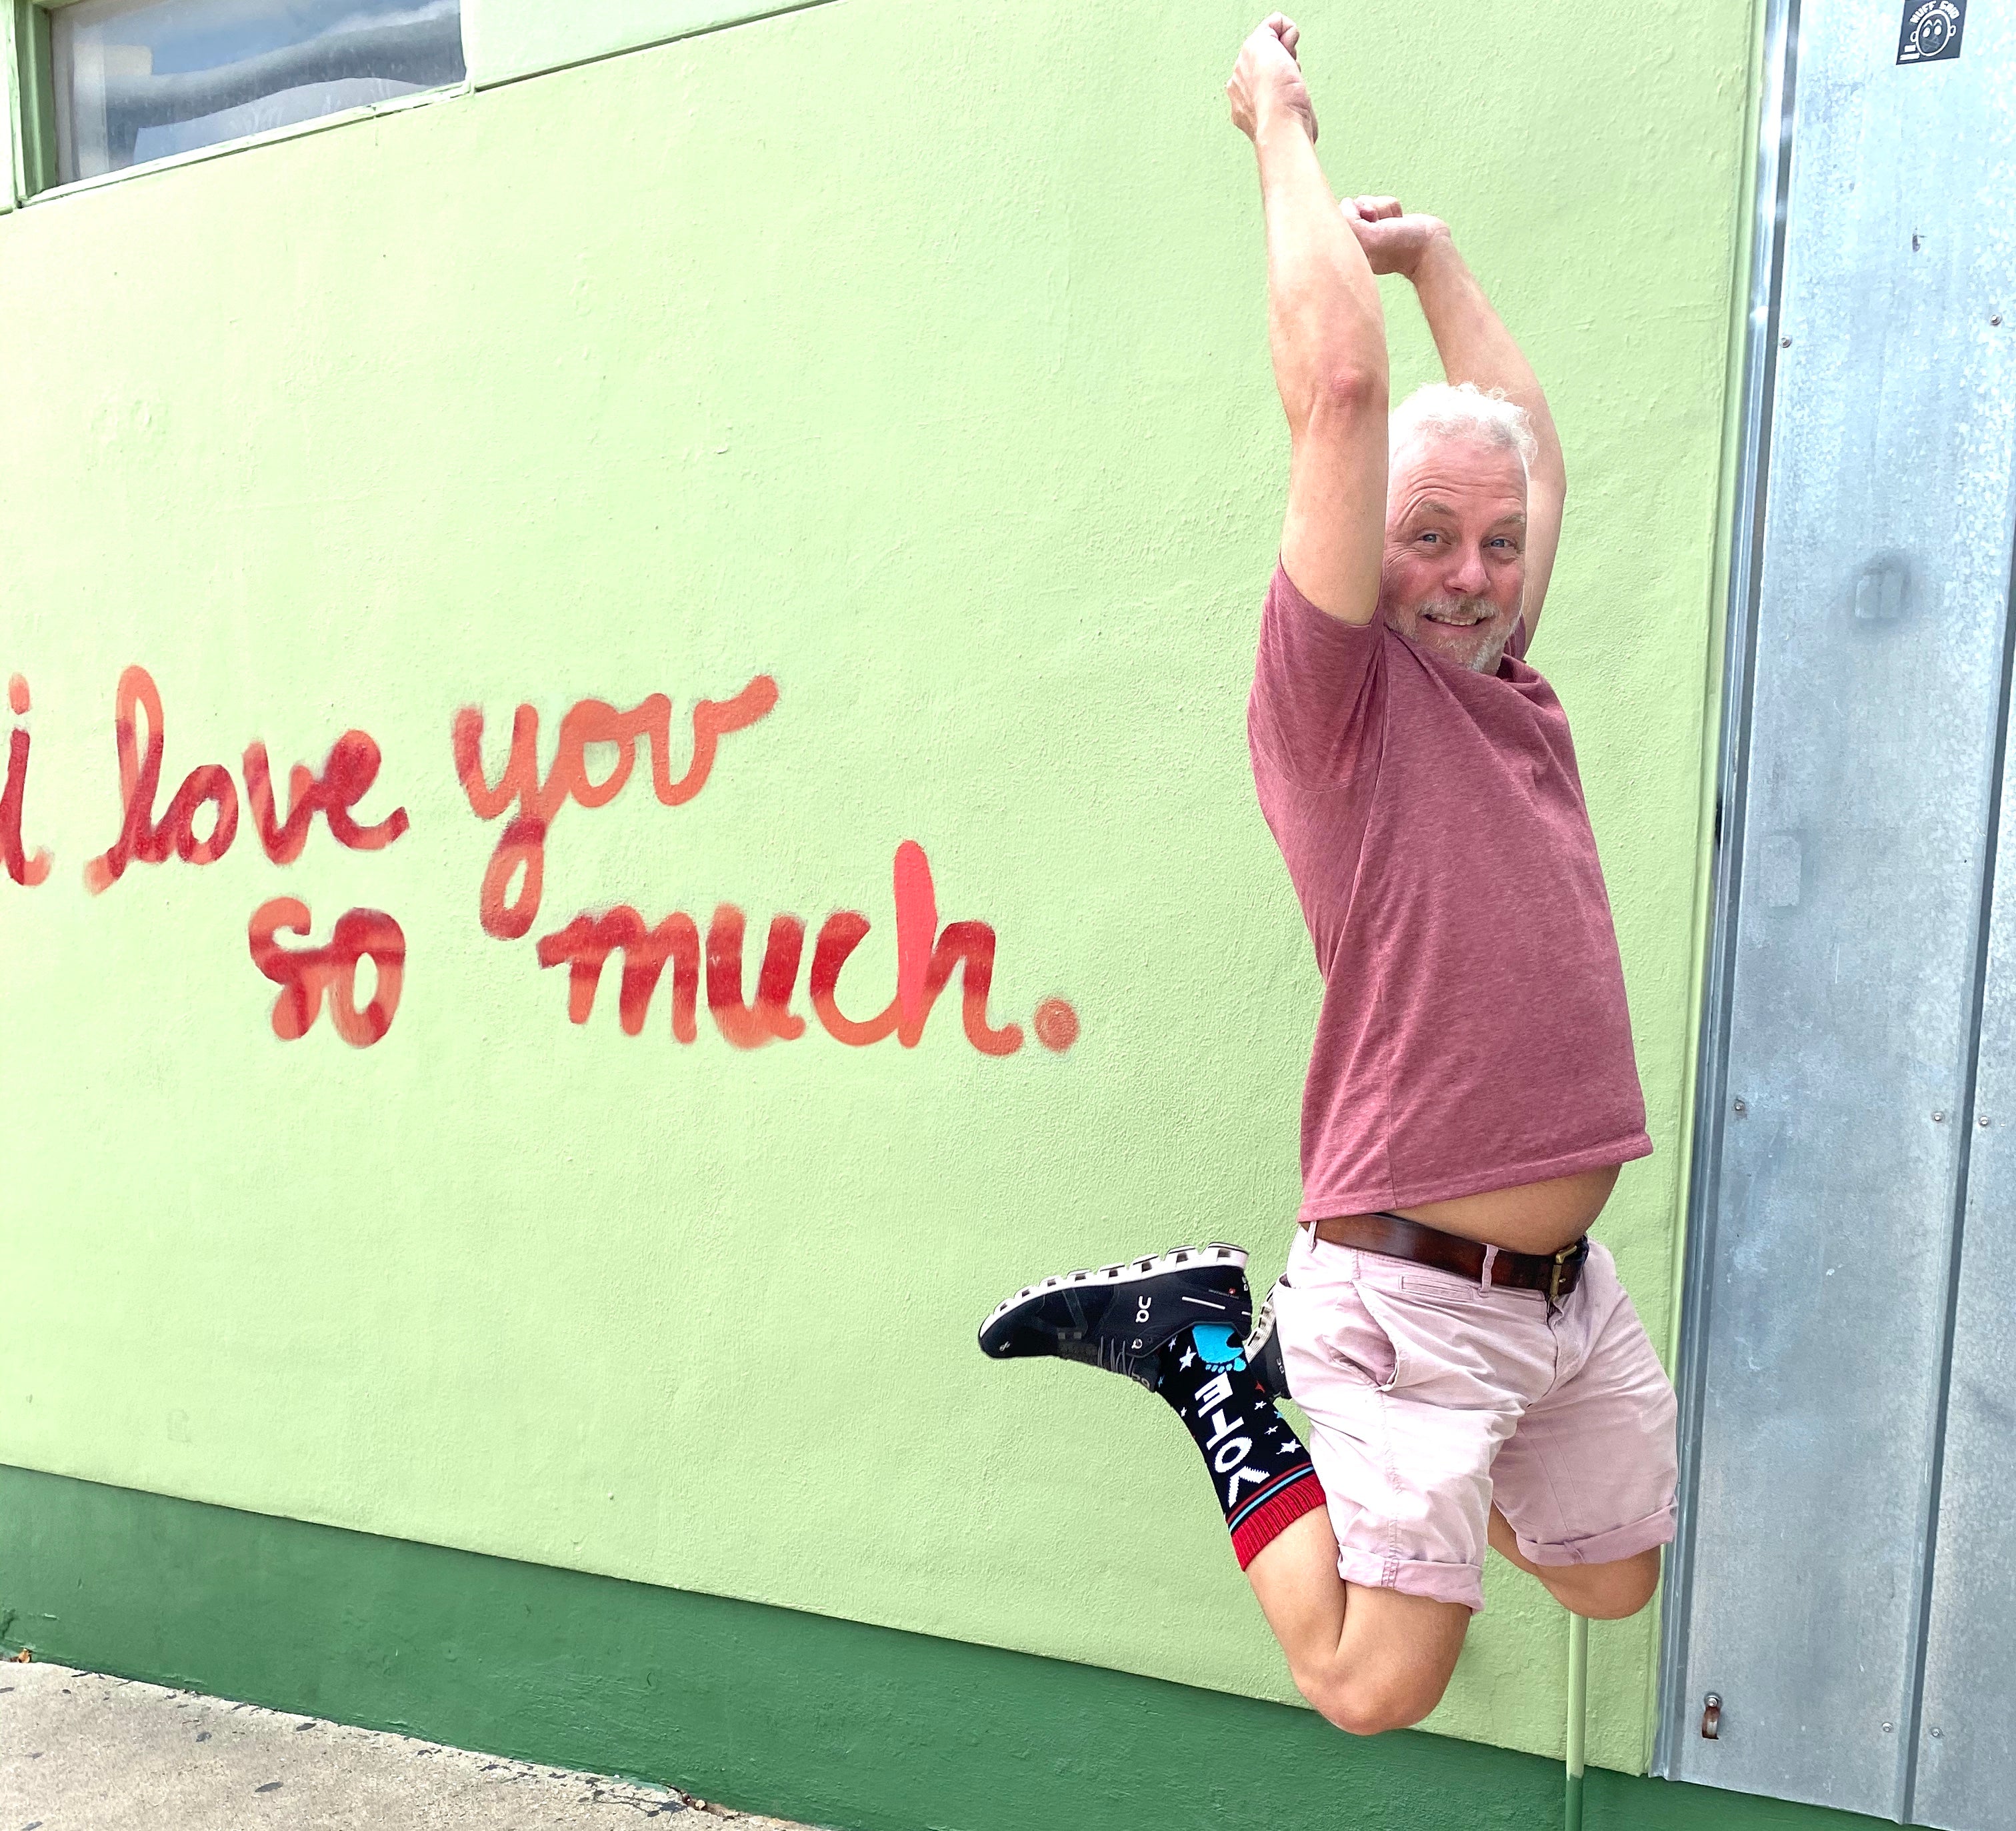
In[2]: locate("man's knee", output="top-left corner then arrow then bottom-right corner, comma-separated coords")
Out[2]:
1292,1660 -> 1450,1738
1285,1582 -> 1471,1734
1545,1548 -> 1661,1620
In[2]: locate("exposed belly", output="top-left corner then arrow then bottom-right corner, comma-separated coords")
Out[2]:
1358,1163 -> 1622,1256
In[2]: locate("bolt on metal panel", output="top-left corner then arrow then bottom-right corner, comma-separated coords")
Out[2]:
1665,0 -> 2016,1822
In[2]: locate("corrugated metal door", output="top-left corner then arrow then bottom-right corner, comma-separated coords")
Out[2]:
1660,1 -> 2016,1825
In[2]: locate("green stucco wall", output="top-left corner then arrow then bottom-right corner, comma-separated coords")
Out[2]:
463,0 -> 838,86
0,0 -> 1755,1785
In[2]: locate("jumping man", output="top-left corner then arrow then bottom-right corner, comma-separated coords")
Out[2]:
979,15 -> 1678,1734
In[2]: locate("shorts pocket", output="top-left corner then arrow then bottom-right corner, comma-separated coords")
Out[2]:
1359,1278 -> 1556,1410
1313,1282 -> 1402,1390
1398,1267 -> 1491,1302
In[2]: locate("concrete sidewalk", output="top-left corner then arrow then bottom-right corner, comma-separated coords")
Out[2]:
0,1661 -> 819,1830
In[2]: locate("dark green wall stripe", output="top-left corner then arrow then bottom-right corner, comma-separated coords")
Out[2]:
0,1465 -> 1897,1831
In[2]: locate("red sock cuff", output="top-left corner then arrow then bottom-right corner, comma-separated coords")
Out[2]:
1229,1465 -> 1327,1570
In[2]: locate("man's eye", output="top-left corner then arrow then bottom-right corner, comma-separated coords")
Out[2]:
1417,531 -> 1441,545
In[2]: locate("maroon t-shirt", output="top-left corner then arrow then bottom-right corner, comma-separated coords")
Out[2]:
1247,562 -> 1651,1219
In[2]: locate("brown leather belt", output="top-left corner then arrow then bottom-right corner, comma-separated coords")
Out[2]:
1305,1211 -> 1589,1302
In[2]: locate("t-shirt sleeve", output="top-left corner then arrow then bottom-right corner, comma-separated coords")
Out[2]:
1247,559 -> 1385,785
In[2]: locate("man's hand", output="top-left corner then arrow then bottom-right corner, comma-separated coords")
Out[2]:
1231,14 -> 1387,622
1343,195 -> 1450,281
1375,209 -> 1569,641
1227,15 -> 1317,143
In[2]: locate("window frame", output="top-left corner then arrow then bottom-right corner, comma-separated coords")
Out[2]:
10,0 -> 470,203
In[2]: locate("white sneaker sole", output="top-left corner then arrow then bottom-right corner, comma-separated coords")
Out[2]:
983,1242 -> 1248,1329
1247,1285 -> 1278,1348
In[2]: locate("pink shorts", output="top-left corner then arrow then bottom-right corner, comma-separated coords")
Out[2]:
1274,1228 -> 1678,1614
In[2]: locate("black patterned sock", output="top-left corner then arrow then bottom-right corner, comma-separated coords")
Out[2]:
1152,1324 -> 1326,1568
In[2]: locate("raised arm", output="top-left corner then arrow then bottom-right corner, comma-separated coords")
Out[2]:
1347,202 -> 1567,643
1227,17 -> 1388,624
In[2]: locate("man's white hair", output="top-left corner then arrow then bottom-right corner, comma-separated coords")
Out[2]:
1388,381 -> 1537,477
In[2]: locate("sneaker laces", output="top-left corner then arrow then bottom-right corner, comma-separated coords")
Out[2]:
1097,1337 -> 1158,1389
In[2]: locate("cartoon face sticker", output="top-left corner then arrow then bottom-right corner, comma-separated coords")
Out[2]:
1897,0 -> 1964,64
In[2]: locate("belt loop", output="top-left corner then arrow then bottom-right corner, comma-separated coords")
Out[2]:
1479,1244 -> 1499,1292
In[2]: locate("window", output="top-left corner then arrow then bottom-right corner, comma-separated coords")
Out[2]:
18,0 -> 464,189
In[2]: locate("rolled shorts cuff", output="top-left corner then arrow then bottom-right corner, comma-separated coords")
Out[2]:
1333,1546 -> 1485,1615
1516,1502 -> 1677,1570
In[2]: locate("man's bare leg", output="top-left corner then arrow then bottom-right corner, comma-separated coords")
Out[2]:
1242,1505 -> 1656,1736
1245,1508 -> 1471,1734
1487,1506 -> 1661,1620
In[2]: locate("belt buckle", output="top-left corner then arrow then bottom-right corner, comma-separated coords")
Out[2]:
1547,1241 -> 1584,1304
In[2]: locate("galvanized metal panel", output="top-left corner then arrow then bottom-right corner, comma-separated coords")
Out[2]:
1665,0 -> 2016,1820
1917,697 -> 2016,1827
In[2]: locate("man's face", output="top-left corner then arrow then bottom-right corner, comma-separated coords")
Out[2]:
1379,433 -> 1529,673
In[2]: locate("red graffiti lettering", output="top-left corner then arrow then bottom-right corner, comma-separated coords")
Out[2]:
243,729 -> 409,863
85,665 -> 407,893
479,815 -> 547,942
249,898 -> 406,1046
532,841 -> 1033,1054
1,675 -> 52,887
808,912 -> 901,1045
707,907 -> 807,1048
536,906 -> 701,1040
891,838 -> 1022,1056
85,665 -> 173,892
163,762 -> 238,865
453,677 -> 778,940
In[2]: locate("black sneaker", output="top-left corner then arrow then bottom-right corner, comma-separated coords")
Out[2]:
977,1244 -> 1251,1387
1243,1282 -> 1289,1402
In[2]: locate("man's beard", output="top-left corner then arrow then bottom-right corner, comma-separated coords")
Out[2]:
1404,595 -> 1508,673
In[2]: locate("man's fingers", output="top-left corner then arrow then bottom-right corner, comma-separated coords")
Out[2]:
1345,197 -> 1401,223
